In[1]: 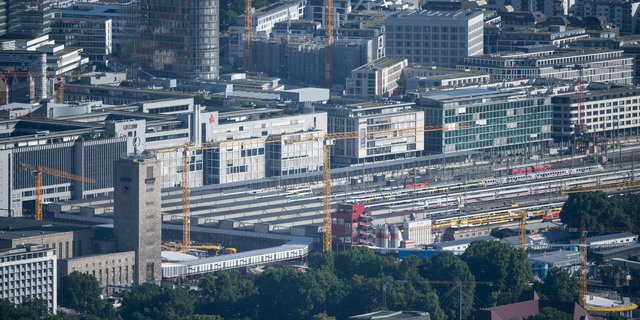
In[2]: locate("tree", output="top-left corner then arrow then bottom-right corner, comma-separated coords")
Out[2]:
462,241 -> 532,307
561,191 -> 631,233
335,246 -> 397,279
120,283 -> 161,320
528,307 -> 571,320
312,312 -> 336,320
255,267 -> 328,320
58,272 -> 104,315
158,287 -> 195,320
421,253 -> 476,320
187,315 -> 224,320
196,271 -> 257,318
534,267 -> 579,303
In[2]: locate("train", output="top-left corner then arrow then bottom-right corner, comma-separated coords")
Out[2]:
343,165 -> 603,205
510,165 -> 553,175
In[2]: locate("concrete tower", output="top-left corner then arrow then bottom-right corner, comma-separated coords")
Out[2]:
113,157 -> 161,285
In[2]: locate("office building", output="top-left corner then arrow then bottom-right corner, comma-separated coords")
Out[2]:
200,109 -> 327,184
0,228 -> 94,259
5,0 -> 53,37
113,157 -> 161,285
50,16 -> 112,65
0,244 -> 57,313
346,57 -> 408,97
417,88 -> 553,155
53,2 -> 134,58
385,10 -> 483,66
306,0 -> 351,28
460,47 -> 634,85
59,251 -> 135,295
510,0 -> 575,16
484,26 -> 588,54
0,119 -> 131,217
551,87 -> 640,142
318,102 -> 424,166
573,0 -> 640,35
136,0 -> 219,81
405,65 -> 489,90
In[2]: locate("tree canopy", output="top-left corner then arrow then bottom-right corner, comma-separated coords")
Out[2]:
560,191 -> 635,233
534,267 -> 579,303
462,241 -> 532,307
58,272 -> 104,315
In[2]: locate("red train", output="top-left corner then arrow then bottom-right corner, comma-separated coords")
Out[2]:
510,165 -> 553,175
406,182 -> 429,189
542,209 -> 561,221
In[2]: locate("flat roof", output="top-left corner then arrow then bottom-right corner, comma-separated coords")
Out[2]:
353,57 -> 406,71
528,250 -> 579,264
430,235 -> 497,248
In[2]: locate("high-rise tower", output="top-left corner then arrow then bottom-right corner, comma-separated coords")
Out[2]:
113,157 -> 161,285
5,0 -> 52,37
135,0 -> 220,81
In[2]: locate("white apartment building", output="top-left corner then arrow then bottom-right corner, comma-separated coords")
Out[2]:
385,10 -> 484,66
346,57 -> 408,97
318,102 -> 425,166
551,87 -> 640,141
200,109 -> 327,184
461,48 -> 634,85
0,244 -> 57,314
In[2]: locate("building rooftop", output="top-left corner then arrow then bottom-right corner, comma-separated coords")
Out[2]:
353,57 -> 407,72
349,310 -> 431,319
429,235 -> 498,249
528,250 -> 579,264
391,9 -> 482,20
586,232 -> 637,244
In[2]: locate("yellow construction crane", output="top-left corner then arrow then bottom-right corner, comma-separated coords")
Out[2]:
325,0 -> 334,85
21,164 -> 96,221
245,0 -> 253,71
154,125 -> 451,253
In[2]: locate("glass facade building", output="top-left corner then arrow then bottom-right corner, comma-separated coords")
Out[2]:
6,0 -> 52,37
135,0 -> 219,81
417,88 -> 553,155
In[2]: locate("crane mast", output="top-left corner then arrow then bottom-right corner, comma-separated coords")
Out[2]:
245,0 -> 253,71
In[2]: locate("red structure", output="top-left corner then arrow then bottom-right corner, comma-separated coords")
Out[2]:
332,204 -> 375,246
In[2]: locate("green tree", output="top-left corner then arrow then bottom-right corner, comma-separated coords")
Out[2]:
120,283 -> 161,320
196,271 -> 257,318
421,253 -> 476,320
528,307 -> 571,320
312,312 -> 336,320
462,241 -> 532,307
335,246 -> 397,279
58,271 -> 104,315
561,191 -> 631,233
255,267 -> 329,320
158,287 -> 195,320
534,267 -> 579,303
187,315 -> 224,320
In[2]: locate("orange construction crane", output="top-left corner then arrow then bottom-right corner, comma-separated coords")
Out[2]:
21,164 -> 96,221
153,125 -> 451,253
325,0 -> 334,86
245,0 -> 253,71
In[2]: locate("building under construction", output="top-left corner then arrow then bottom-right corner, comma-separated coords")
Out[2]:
251,37 -> 375,86
132,0 -> 219,81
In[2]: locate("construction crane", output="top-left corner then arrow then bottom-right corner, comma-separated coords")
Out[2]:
245,0 -> 253,71
325,0 -> 334,86
519,210 -> 527,250
578,215 -> 587,307
21,164 -> 96,221
153,125 -> 452,253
